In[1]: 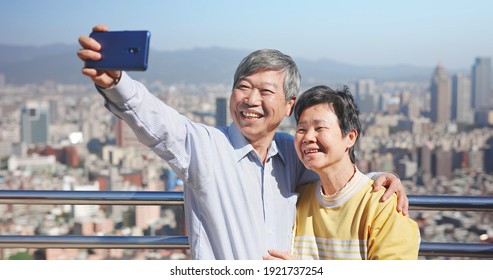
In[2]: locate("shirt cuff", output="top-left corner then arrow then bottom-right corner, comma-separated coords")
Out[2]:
96,71 -> 135,107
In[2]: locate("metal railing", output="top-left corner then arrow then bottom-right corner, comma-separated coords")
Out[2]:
1,190 -> 492,258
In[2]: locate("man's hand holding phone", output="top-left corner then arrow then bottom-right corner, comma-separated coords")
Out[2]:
77,24 -> 120,89
77,24 -> 150,89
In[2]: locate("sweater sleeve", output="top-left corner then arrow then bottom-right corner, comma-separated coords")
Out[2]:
367,194 -> 421,260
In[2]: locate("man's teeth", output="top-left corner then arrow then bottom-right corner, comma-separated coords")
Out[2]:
242,112 -> 261,118
304,149 -> 319,154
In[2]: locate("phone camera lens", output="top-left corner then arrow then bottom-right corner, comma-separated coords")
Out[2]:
128,48 -> 139,55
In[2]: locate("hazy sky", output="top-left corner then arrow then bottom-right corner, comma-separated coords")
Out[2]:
1,0 -> 492,69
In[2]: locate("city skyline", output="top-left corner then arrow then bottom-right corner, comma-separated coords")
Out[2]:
0,0 -> 492,69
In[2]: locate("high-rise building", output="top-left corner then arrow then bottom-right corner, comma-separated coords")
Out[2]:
484,137 -> 493,173
452,73 -> 474,124
419,141 -> 434,178
356,79 -> 376,96
355,79 -> 377,113
114,117 -> 125,147
215,97 -> 228,127
434,149 -> 453,178
114,117 -> 141,148
20,101 -> 50,145
406,98 -> 422,120
48,99 -> 59,124
471,57 -> 492,110
430,64 -> 451,124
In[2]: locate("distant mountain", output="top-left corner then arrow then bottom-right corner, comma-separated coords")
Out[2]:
0,44 -> 435,86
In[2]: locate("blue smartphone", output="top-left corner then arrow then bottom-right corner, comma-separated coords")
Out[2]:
85,30 -> 151,71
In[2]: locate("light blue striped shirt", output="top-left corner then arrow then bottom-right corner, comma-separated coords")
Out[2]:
98,72 -> 318,259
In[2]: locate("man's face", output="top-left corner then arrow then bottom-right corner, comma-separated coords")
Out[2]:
229,70 -> 295,144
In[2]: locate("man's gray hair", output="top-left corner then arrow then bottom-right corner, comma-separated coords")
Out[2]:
233,49 -> 301,102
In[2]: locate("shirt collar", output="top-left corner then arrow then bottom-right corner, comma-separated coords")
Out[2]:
227,123 -> 283,164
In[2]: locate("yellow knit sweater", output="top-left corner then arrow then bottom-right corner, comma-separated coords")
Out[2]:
292,169 -> 420,260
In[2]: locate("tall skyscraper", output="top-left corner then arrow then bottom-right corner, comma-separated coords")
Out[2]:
355,79 -> 377,113
430,64 -> 451,124
48,99 -> 59,124
452,73 -> 474,124
20,101 -> 50,145
471,57 -> 492,110
114,117 -> 125,147
215,97 -> 228,127
356,79 -> 376,96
